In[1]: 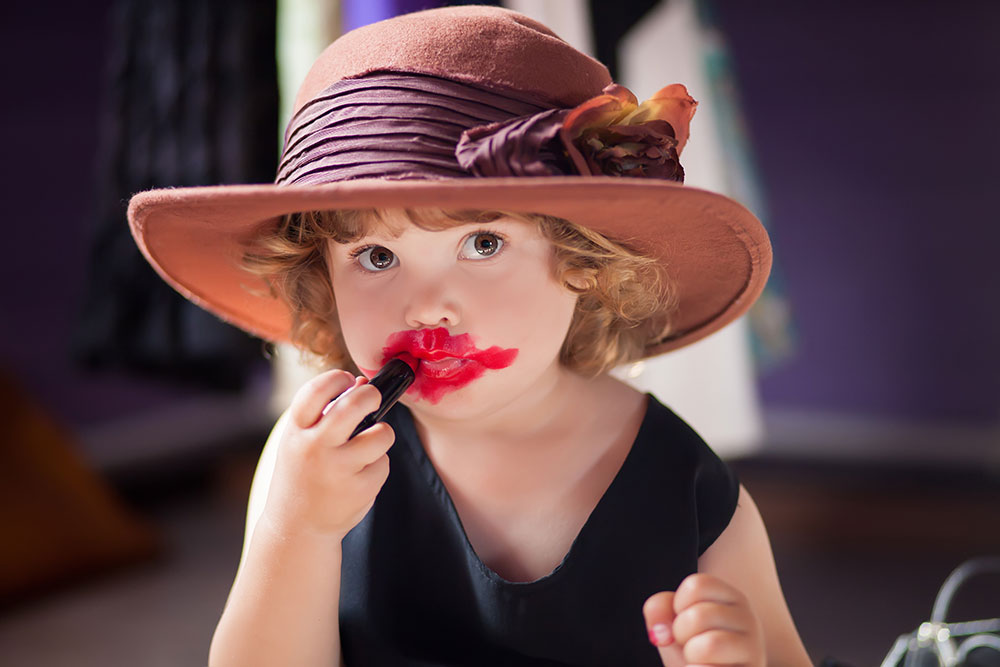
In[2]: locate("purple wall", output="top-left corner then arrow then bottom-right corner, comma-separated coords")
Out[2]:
1,2 -> 997,448
714,1 -> 1000,424
341,0 -> 443,32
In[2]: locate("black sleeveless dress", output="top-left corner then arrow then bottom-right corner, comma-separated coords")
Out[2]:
340,394 -> 740,666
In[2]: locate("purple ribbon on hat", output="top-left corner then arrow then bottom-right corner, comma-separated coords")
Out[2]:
276,73 -> 684,185
454,108 -> 571,177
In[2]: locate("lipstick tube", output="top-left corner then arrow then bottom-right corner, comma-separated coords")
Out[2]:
348,358 -> 416,439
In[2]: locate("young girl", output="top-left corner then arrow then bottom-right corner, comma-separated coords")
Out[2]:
128,6 -> 811,666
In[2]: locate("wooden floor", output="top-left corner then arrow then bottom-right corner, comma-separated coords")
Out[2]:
0,449 -> 998,667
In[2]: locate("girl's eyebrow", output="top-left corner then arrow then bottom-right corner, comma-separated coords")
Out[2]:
337,217 -> 524,249
348,225 -> 403,243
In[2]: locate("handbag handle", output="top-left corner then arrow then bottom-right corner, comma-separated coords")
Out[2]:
931,557 -> 1000,623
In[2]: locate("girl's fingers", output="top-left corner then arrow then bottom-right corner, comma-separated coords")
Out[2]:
682,629 -> 752,666
314,382 -> 383,443
667,575 -> 761,667
644,592 -> 686,667
674,573 -> 744,612
672,601 -> 748,645
289,370 -> 368,429
337,423 -> 396,471
357,449 -> 391,488
644,591 -> 677,637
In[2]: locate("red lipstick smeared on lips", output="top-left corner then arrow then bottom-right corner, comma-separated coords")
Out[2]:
379,328 -> 518,404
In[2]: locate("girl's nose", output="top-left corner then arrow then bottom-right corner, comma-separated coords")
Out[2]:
403,279 -> 462,329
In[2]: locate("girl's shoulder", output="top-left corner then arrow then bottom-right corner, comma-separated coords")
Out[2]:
623,390 -> 742,556
566,376 -> 740,552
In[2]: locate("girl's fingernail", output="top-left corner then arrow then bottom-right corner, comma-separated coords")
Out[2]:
322,380 -> 365,416
648,623 -> 673,646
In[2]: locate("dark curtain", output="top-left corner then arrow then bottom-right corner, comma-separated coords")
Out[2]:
75,0 -> 279,391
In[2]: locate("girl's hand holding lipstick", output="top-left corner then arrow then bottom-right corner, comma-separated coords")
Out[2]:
260,369 -> 395,540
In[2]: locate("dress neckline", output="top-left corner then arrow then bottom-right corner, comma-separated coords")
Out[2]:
390,394 -> 655,590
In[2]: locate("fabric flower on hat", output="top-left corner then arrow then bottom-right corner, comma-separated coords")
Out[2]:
456,83 -> 697,182
562,83 -> 696,181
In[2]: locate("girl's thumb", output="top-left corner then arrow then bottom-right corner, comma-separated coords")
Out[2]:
643,591 -> 685,667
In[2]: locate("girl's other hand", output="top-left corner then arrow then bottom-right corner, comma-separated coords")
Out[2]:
643,573 -> 765,667
261,369 -> 394,541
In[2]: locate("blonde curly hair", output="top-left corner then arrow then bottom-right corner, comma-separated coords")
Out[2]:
242,208 -> 678,376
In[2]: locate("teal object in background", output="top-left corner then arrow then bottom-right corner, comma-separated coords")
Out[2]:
697,0 -> 797,375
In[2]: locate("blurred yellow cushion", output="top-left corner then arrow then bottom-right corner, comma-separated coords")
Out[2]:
0,371 -> 161,606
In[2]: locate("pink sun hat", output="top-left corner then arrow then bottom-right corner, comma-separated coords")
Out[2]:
126,5 -> 771,358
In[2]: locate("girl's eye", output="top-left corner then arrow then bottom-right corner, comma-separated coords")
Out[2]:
459,232 -> 504,260
355,245 -> 398,272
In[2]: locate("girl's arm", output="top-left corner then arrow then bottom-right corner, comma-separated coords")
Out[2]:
644,485 -> 813,667
209,503 -> 347,667
697,485 -> 811,666
208,371 -> 393,667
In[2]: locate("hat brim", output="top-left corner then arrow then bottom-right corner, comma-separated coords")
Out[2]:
127,176 -> 770,358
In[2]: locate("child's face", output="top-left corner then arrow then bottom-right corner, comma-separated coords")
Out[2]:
326,209 -> 579,416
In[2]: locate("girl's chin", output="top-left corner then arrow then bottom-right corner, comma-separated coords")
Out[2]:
401,380 -> 495,414
402,385 -> 475,409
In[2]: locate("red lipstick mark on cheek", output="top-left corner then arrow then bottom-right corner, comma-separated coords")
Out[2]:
379,328 -> 518,404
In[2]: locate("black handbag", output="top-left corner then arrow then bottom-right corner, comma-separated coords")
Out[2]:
880,557 -> 1000,667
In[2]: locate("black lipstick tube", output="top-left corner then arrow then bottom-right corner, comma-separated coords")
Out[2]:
348,358 -> 416,439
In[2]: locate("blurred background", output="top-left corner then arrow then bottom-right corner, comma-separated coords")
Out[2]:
1,1 -> 998,666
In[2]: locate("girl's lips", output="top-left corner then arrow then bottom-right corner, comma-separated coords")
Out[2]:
378,328 -> 519,404
380,328 -> 518,369
419,357 -> 471,379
